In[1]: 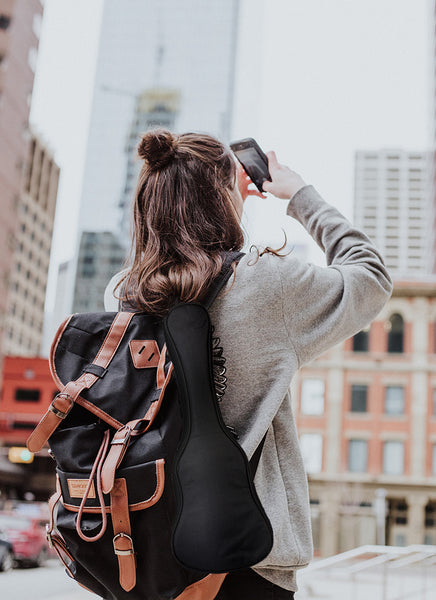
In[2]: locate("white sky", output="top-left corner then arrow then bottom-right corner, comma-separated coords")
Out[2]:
30,0 -> 432,307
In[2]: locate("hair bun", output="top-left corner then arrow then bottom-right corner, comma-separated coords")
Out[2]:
138,129 -> 176,170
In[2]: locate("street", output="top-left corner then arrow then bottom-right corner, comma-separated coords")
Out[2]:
0,560 -> 94,600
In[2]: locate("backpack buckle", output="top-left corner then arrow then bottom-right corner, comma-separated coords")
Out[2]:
49,393 -> 74,420
111,425 -> 132,446
113,533 -> 134,555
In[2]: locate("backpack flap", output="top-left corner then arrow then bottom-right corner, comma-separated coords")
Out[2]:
164,303 -> 273,573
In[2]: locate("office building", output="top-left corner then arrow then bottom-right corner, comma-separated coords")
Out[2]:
77,0 -> 239,236
72,231 -> 126,313
3,133 -> 59,357
293,281 -> 436,556
354,150 -> 431,278
0,0 -> 43,367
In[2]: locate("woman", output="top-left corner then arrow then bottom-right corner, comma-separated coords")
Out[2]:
105,130 -> 392,599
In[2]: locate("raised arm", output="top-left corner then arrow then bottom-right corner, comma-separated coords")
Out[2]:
263,152 -> 393,367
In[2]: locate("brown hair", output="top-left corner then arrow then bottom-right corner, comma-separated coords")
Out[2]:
115,129 -> 244,315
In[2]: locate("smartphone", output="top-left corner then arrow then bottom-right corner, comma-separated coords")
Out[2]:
230,138 -> 271,193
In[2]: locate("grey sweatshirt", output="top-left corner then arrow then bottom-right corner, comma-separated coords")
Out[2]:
104,185 -> 393,592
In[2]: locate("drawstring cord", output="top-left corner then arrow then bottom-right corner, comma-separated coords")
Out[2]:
76,429 -> 110,542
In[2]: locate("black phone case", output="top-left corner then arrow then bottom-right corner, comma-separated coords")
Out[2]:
230,137 -> 271,193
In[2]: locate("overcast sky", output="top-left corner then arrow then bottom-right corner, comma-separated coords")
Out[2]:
30,0 -> 432,308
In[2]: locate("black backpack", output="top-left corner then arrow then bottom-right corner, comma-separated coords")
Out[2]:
27,252 -> 273,600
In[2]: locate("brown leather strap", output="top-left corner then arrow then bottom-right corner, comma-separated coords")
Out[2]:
175,573 -> 228,600
156,344 -> 167,389
47,483 -> 76,578
27,312 -> 135,453
75,430 -> 110,542
94,312 -> 135,367
27,377 -> 97,452
101,425 -> 132,494
131,363 -> 174,437
111,478 -> 136,592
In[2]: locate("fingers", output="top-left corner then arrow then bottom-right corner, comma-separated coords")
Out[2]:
266,150 -> 279,170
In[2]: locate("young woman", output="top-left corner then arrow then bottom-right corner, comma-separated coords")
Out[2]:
104,130 -> 392,599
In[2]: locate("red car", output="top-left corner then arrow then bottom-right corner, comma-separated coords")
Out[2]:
0,513 -> 48,567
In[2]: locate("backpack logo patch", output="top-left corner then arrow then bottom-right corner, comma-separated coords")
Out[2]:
129,340 -> 160,369
67,478 -> 96,499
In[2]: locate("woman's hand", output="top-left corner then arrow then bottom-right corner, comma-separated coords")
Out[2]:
236,163 -> 266,202
262,151 -> 306,199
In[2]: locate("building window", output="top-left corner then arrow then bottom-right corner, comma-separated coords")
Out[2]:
0,15 -> 10,29
353,328 -> 369,352
300,379 -> 324,415
14,389 -> 40,402
383,441 -> 404,475
388,498 -> 408,525
299,433 -> 323,474
433,390 -> 436,416
385,386 -> 405,415
348,439 -> 368,472
351,384 -> 368,412
387,314 -> 404,353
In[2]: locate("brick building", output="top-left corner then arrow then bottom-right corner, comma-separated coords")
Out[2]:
293,280 -> 436,557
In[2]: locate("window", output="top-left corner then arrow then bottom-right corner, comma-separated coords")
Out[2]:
383,441 -> 404,475
348,439 -> 368,472
351,384 -> 368,412
299,434 -> 323,473
300,379 -> 324,415
0,15 -> 9,30
353,329 -> 369,352
14,389 -> 40,402
11,422 -> 36,430
385,386 -> 405,415
387,314 -> 404,353
433,389 -> 436,416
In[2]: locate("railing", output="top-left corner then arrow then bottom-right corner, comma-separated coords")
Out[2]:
297,545 -> 436,600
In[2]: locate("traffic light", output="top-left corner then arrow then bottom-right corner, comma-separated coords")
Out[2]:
8,447 -> 34,464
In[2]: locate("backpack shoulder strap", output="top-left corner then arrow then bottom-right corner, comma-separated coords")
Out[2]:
203,251 -> 244,310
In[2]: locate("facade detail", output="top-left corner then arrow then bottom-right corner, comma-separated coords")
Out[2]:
293,281 -> 436,556
354,150 -> 431,278
3,133 -> 59,357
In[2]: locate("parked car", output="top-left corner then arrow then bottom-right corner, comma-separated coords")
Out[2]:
0,531 -> 14,572
0,513 -> 47,567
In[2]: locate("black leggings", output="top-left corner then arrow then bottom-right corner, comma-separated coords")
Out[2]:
215,569 -> 295,599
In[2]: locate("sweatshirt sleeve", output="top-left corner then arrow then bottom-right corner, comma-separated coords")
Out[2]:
104,270 -> 127,311
277,185 -> 393,367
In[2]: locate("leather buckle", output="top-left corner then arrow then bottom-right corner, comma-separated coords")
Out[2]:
113,533 -> 134,555
111,425 -> 132,446
49,393 -> 74,420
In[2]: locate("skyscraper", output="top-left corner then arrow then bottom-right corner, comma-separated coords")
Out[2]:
354,149 -> 431,279
0,0 -> 44,366
70,0 -> 240,313
77,0 -> 240,236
